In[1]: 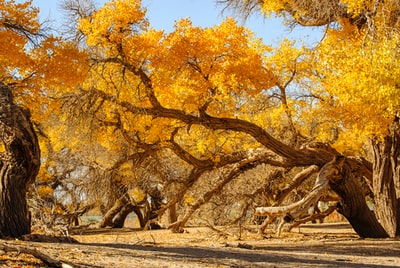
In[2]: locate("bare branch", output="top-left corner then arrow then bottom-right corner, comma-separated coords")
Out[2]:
255,156 -> 345,227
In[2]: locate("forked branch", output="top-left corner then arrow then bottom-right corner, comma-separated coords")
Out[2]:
255,156 -> 345,233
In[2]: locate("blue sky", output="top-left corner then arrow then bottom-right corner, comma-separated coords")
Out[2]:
29,0 -> 323,47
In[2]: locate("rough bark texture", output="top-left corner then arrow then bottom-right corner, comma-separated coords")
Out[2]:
0,84 -> 40,238
329,158 -> 388,238
256,156 -> 390,238
371,116 -> 400,237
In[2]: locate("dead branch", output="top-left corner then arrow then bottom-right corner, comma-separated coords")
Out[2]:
288,203 -> 337,231
0,242 -> 74,268
255,156 -> 345,233
273,165 -> 319,205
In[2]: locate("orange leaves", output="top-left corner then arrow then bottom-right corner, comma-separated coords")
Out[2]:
151,18 -> 276,113
32,38 -> 89,90
0,0 -> 39,83
79,0 -> 148,47
0,0 -> 40,34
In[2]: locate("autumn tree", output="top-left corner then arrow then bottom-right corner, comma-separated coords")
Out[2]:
0,0 -> 91,237
39,0 -> 400,238
0,83 -> 40,238
221,0 -> 400,237
63,0 -> 324,233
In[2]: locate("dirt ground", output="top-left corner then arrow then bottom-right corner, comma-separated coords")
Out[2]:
1,222 -> 400,267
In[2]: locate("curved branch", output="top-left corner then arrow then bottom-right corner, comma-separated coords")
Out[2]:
81,87 -> 335,166
273,165 -> 320,205
168,154 -> 277,232
0,242 -> 73,268
255,156 -> 345,221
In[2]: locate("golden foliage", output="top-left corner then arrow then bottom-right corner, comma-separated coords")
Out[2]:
3,0 -> 400,166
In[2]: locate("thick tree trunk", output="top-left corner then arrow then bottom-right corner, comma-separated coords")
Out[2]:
112,203 -> 134,228
0,84 -> 40,238
370,116 -> 400,237
329,160 -> 388,238
99,198 -> 126,228
256,156 -> 389,238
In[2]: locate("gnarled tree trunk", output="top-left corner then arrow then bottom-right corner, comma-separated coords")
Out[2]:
0,84 -> 40,238
112,203 -> 135,228
329,158 -> 388,238
370,116 -> 400,237
256,155 -> 390,238
100,192 -> 130,228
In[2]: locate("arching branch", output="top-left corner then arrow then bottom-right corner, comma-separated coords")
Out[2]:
255,156 -> 345,232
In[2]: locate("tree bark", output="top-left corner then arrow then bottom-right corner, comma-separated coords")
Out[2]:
0,84 -> 40,238
168,203 -> 178,224
112,203 -> 134,228
99,198 -> 126,228
370,116 -> 400,237
329,158 -> 388,238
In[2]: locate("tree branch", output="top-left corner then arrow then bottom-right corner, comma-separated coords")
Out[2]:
0,242 -> 74,268
255,156 -> 345,224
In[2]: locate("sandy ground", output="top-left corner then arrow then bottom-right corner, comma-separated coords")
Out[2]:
1,222 -> 400,267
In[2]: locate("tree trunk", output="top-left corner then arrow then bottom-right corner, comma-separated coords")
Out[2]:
0,84 -> 40,238
112,203 -> 134,228
370,116 -> 400,237
329,157 -> 388,238
99,198 -> 126,228
100,184 -> 131,228
168,203 -> 177,224
132,206 -> 146,228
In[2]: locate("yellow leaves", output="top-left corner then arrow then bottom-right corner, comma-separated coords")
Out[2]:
266,38 -> 310,83
151,18 -> 275,114
340,0 -> 372,16
37,185 -> 54,198
32,38 -> 88,92
0,140 -> 5,153
26,0 -> 399,163
260,1 -> 286,17
304,13 -> 400,153
184,193 -> 196,205
130,188 -> 146,202
316,34 -> 399,124
118,161 -> 134,178
79,0 -> 148,47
